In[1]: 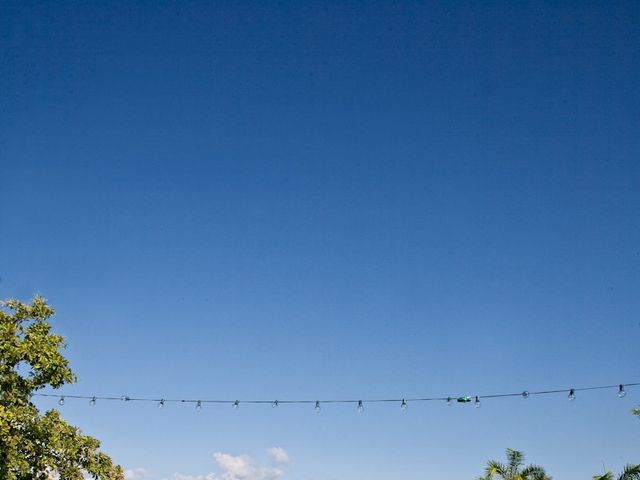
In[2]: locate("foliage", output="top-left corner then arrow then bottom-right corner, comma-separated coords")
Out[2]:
0,296 -> 123,480
593,464 -> 640,480
478,448 -> 551,480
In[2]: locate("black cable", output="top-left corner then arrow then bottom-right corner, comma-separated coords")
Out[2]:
31,381 -> 640,406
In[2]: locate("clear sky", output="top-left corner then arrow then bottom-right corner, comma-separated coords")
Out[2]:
1,1 -> 639,479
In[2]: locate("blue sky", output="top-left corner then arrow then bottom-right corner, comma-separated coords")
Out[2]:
1,1 -> 639,479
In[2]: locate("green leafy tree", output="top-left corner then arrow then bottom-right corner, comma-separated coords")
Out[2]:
0,296 -> 123,480
593,465 -> 640,480
479,448 -> 551,480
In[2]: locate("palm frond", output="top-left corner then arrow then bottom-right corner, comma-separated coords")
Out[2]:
593,473 -> 614,480
618,464 -> 640,480
521,464 -> 551,480
486,460 -> 508,479
506,449 -> 525,470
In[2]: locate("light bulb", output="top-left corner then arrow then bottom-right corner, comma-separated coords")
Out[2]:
272,400 -> 279,408
618,385 -> 627,398
474,396 -> 481,408
158,399 -> 165,409
89,396 -> 97,407
400,399 -> 408,411
121,395 -> 130,402
196,400 -> 202,411
357,400 -> 364,413
522,391 -> 530,399
314,401 -> 321,413
568,389 -> 575,401
446,397 -> 453,405
58,396 -> 65,406
233,400 -> 240,410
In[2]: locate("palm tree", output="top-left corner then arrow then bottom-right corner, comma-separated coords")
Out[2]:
593,465 -> 640,480
479,449 -> 551,480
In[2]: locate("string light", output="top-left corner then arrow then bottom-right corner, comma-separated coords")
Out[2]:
475,396 -> 481,408
34,381 -> 638,412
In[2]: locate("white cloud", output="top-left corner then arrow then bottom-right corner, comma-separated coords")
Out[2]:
125,468 -> 151,480
266,448 -> 289,465
214,452 -> 283,480
172,474 -> 217,480
171,448 -> 289,480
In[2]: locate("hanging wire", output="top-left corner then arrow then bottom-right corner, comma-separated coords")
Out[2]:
31,381 -> 639,409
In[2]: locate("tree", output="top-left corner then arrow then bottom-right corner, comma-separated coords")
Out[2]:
593,464 -> 640,480
478,448 -> 551,480
0,296 -> 123,480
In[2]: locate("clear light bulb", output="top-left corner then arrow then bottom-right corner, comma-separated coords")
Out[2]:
272,400 -> 279,408
474,396 -> 481,408
89,396 -> 97,407
400,399 -> 408,411
233,400 -> 240,410
446,397 -> 453,406
522,391 -> 530,399
158,399 -> 165,409
568,389 -> 575,401
314,401 -> 321,413
357,400 -> 364,413
58,396 -> 65,406
121,395 -> 130,402
196,400 -> 202,411
618,385 -> 627,398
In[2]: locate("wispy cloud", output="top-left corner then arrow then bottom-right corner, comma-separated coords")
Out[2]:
125,468 -> 150,480
214,451 -> 284,480
168,447 -> 290,480
266,447 -> 290,465
172,474 -> 216,480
